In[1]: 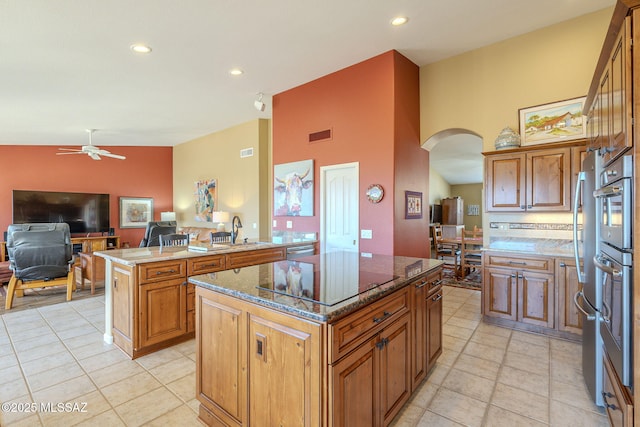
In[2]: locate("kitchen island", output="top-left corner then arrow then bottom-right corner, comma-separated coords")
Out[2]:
190,252 -> 443,426
94,234 -> 316,358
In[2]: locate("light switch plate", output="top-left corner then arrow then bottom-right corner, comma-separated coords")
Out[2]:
361,252 -> 372,258
286,220 -> 293,229
360,229 -> 372,239
273,220 -> 277,227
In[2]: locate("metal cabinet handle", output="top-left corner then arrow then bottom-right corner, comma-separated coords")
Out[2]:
415,279 -> 427,289
114,277 -> 118,289
432,294 -> 442,302
373,311 -> 391,323
573,291 -> 596,321
156,269 -> 176,275
593,256 -> 621,277
431,279 -> 443,288
508,261 -> 526,265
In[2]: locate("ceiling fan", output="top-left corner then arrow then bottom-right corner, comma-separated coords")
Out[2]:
57,129 -> 126,160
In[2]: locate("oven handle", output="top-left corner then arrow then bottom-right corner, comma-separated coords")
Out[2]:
573,171 -> 585,283
593,255 -> 622,277
602,300 -> 611,324
593,186 -> 623,198
573,290 -> 596,321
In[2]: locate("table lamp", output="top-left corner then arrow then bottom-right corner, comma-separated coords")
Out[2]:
211,211 -> 230,231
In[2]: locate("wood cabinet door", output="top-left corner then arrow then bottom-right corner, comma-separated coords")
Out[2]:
485,153 -> 525,211
139,278 -> 187,348
604,16 -> 632,166
112,263 -> 134,351
410,277 -> 427,390
426,289 -> 443,372
380,314 -> 411,425
248,313 -> 321,427
483,267 -> 517,321
526,148 -> 571,211
331,335 -> 379,427
196,290 -> 245,426
517,271 -> 554,328
556,258 -> 583,335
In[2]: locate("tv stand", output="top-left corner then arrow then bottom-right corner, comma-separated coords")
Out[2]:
73,236 -> 120,294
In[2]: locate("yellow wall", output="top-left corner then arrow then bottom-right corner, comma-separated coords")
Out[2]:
450,183 -> 483,231
428,168 -> 450,205
419,7 -> 613,150
172,119 -> 271,238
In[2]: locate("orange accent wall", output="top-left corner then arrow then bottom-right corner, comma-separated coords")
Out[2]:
273,50 -> 428,257
0,145 -> 173,247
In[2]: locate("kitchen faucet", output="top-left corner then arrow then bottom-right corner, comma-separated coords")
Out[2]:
230,215 -> 243,244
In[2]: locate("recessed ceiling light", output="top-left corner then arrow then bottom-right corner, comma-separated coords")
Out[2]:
130,44 -> 152,54
390,16 -> 408,26
229,68 -> 244,76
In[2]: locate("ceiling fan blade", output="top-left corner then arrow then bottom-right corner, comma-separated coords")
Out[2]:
56,151 -> 85,155
58,148 -> 83,152
100,152 -> 126,160
89,153 -> 101,160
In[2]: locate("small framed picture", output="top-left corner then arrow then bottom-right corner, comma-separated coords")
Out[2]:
119,197 -> 153,228
405,191 -> 423,219
518,96 -> 587,146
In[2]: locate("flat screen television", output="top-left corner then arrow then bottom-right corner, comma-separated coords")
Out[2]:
12,190 -> 110,234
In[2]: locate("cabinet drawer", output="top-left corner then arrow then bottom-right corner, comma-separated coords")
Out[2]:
138,260 -> 187,284
603,352 -> 633,427
188,255 -> 226,275
329,287 -> 410,363
484,253 -> 553,273
226,247 -> 285,269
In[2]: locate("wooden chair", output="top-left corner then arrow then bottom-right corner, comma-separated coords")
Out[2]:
158,233 -> 189,248
431,225 -> 460,273
210,231 -> 231,244
459,228 -> 483,280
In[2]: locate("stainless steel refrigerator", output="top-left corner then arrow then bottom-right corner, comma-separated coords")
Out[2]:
573,150 -> 603,406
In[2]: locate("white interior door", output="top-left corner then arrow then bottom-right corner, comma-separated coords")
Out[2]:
320,162 -> 359,253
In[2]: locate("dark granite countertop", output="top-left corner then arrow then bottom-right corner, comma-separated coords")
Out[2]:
189,252 -> 443,323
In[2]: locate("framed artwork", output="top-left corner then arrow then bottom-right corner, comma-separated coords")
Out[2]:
119,197 -> 153,228
519,96 -> 586,146
405,191 -> 423,219
274,159 -> 314,216
194,179 -> 217,222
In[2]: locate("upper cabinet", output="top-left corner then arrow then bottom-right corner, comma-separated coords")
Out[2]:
485,143 -> 581,212
587,16 -> 632,165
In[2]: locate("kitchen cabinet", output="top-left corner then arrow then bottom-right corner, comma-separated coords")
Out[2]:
588,15 -> 632,165
196,283 -> 322,427
483,252 -> 555,331
139,278 -> 187,348
556,258 -> 583,336
112,263 -> 135,356
485,144 -> 580,212
411,270 -> 442,389
603,351 -> 633,427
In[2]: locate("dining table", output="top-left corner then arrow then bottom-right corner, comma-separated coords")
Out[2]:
438,236 -> 484,279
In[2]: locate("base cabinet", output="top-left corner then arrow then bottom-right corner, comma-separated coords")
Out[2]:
197,287 -> 322,427
603,351 -> 633,427
139,278 -> 187,348
556,258 -> 583,335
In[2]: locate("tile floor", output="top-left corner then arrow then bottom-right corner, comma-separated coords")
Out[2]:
0,286 -> 608,426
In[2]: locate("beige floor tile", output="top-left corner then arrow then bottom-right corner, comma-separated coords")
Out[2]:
453,309 -> 482,321
12,332 -> 60,353
485,404 -> 547,427
475,322 -> 513,338
445,316 -> 480,331
424,362 -> 451,386
441,367 -> 495,402
0,377 -> 30,401
166,372 -> 197,402
511,330 -> 550,348
6,325 -> 53,343
100,371 -> 162,407
452,353 -> 501,381
89,359 -> 146,388
550,358 -> 583,385
25,361 -> 86,392
549,399 -> 608,427
443,323 -> 475,341
143,403 -> 202,426
136,347 -> 185,371
442,334 -> 467,352
416,410 -> 465,426
389,402 -> 426,426
55,323 -> 101,341
469,330 -> 510,349
169,339 -> 196,355
491,382 -> 549,424
0,410 -> 42,427
16,341 -> 69,364
20,350 -> 76,377
63,331 -> 107,350
31,374 -> 97,405
550,379 -> 600,413
78,347 -> 131,372
70,339 -> 117,360
38,389 -> 111,427
186,398 -> 200,414
503,350 -> 549,375
0,352 -> 19,369
497,365 -> 549,397
407,381 -> 439,410
74,409 -> 126,426
462,341 -> 505,363
114,386 -> 183,426
507,339 -> 549,361
427,387 -> 487,427
149,356 -> 196,385
437,349 -> 460,367
0,363 -> 25,386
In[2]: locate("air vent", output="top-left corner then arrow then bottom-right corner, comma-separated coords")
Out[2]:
240,147 -> 254,158
308,128 -> 332,143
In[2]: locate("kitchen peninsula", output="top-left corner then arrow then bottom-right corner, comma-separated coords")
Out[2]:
190,252 -> 443,426
95,233 -> 316,359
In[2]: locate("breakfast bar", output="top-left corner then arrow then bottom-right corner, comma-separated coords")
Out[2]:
190,252 -> 443,426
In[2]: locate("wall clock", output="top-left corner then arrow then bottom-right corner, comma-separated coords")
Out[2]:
366,184 -> 384,203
